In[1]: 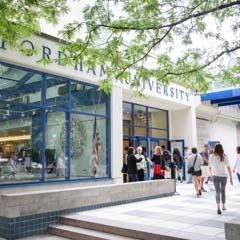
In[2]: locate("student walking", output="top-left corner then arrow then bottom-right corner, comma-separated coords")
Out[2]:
209,144 -> 233,215
233,146 -> 240,183
188,147 -> 204,197
173,148 -> 183,183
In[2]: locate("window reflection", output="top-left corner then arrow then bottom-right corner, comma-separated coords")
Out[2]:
0,104 -> 43,183
46,76 -> 69,109
0,63 -> 43,105
71,82 -> 107,115
70,114 -> 108,178
0,62 -> 110,185
148,108 -> 167,129
133,105 -> 147,127
45,111 -> 68,180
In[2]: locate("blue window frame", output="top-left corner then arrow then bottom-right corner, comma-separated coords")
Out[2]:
0,61 -> 111,186
123,102 -> 169,143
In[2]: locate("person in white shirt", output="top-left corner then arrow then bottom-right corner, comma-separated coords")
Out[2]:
135,146 -> 146,181
188,147 -> 204,197
233,146 -> 240,183
209,144 -> 233,215
184,146 -> 192,183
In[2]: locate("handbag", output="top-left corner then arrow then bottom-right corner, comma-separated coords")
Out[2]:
121,164 -> 127,174
187,155 -> 197,174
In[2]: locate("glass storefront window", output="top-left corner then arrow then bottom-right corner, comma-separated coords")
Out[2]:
133,104 -> 147,127
0,63 -> 43,105
149,128 -> 168,138
70,114 -> 108,179
0,62 -> 110,186
71,82 -> 107,115
123,102 -> 169,153
148,108 -> 167,129
46,76 -> 69,109
45,111 -> 68,180
0,103 -> 43,184
134,127 -> 147,137
123,102 -> 132,125
123,124 -> 132,136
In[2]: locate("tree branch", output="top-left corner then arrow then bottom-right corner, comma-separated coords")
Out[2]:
96,1 -> 240,31
164,45 -> 240,77
115,26 -> 172,79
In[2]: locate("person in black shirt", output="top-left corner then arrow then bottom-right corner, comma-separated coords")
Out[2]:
127,147 -> 142,182
173,148 -> 183,182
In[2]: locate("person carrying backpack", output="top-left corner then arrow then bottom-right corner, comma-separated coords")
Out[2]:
161,145 -> 171,167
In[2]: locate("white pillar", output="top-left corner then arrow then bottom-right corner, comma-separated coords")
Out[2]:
111,85 -> 123,184
170,106 -> 197,148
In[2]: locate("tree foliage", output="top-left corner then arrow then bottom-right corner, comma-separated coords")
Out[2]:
1,0 -> 240,94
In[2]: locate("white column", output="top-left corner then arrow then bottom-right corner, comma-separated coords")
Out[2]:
170,106 -> 197,148
111,85 -> 123,184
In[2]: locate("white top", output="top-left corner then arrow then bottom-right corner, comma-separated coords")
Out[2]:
188,154 -> 203,171
135,154 -> 146,170
209,154 -> 230,177
234,154 -> 240,173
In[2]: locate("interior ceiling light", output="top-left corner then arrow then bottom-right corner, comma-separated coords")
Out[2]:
0,135 -> 31,142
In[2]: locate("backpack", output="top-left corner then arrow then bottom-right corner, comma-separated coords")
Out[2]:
163,150 -> 171,162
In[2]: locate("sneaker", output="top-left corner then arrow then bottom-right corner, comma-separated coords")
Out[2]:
217,209 -> 222,215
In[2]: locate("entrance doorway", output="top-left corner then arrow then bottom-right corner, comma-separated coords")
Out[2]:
135,136 -> 168,180
169,139 -> 185,181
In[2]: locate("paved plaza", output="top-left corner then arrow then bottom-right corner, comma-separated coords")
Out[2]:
71,181 -> 240,240
11,180 -> 240,240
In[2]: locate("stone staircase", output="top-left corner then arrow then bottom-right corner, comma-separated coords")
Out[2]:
48,213 -> 186,240
48,214 -> 140,240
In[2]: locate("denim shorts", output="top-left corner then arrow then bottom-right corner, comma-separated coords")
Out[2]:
193,170 -> 202,176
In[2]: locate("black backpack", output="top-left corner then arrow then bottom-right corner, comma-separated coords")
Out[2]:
163,150 -> 171,162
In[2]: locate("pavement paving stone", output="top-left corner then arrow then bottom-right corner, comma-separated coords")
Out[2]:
76,182 -> 240,240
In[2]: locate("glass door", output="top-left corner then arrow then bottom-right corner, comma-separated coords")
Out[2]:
136,137 -> 168,180
169,139 -> 185,181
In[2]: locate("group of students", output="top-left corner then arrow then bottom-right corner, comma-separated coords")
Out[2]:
186,144 -> 240,215
123,143 -> 240,215
122,145 -> 184,183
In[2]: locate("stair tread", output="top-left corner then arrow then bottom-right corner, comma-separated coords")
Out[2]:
49,224 -> 139,240
19,234 -> 71,240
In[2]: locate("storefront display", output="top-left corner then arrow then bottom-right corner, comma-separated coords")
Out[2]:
0,62 -> 110,185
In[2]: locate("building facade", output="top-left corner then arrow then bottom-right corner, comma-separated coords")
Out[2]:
0,34 -> 239,187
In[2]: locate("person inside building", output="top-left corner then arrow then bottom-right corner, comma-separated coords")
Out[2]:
200,144 -> 211,191
151,146 -> 166,180
188,147 -> 204,197
184,146 -> 192,183
173,148 -> 183,183
135,146 -> 146,181
161,145 -> 171,167
233,146 -> 240,183
209,143 -> 233,214
122,146 -> 128,183
127,147 -> 142,182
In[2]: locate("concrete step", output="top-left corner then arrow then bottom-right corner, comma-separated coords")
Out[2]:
48,224 -> 139,240
58,214 -> 188,240
19,234 -> 70,240
59,214 -> 138,238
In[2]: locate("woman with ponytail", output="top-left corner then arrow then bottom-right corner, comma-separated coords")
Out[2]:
209,144 -> 233,215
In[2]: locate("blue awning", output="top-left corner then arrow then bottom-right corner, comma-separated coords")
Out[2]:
201,88 -> 240,107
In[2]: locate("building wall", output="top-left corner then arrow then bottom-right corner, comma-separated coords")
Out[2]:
170,106 -> 197,148
197,117 -> 237,166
